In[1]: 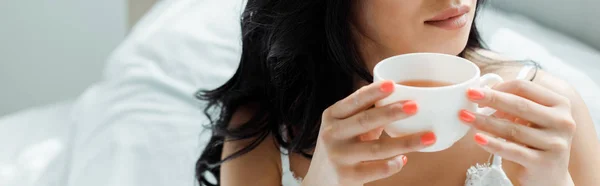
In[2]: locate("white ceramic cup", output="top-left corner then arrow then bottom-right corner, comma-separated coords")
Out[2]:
373,53 -> 503,152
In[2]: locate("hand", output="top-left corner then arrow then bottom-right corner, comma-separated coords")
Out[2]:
302,80 -> 437,186
459,80 -> 576,186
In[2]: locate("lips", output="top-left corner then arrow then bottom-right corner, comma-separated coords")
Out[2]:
425,5 -> 471,30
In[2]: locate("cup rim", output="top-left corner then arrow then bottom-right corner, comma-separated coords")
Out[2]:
373,53 -> 481,90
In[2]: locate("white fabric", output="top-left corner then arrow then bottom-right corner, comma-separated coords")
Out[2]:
0,101 -> 74,186
0,0 -> 244,185
280,148 -> 302,186
516,66 -> 534,81
65,0 -> 243,186
465,155 -> 512,186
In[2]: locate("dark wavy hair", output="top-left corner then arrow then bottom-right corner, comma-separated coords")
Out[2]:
195,0 -> 494,185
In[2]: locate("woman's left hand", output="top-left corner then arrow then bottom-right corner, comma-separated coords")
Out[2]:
459,80 -> 576,186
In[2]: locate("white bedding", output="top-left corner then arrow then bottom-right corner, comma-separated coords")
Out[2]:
1,0 -> 243,186
64,0 -> 242,186
1,2 -> 599,186
0,101 -> 74,186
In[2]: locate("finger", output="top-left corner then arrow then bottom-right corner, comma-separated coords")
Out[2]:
490,80 -> 564,107
474,133 -> 539,168
359,127 -> 384,141
467,88 -> 557,128
353,155 -> 407,183
491,110 -> 512,120
492,112 -> 531,127
333,101 -> 417,139
460,110 -> 551,150
334,132 -> 435,163
329,80 -> 396,119
513,117 -> 532,126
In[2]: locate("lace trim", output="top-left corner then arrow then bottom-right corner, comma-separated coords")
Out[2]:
465,149 -> 513,186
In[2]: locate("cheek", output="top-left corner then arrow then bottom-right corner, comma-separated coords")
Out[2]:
362,1 -> 423,49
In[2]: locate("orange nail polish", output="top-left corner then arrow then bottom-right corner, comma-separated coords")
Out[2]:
380,81 -> 394,93
474,133 -> 488,145
459,110 -> 476,123
402,101 -> 418,115
467,88 -> 485,100
420,132 -> 436,146
402,155 -> 408,165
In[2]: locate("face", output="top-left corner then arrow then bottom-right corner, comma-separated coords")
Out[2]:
352,0 -> 478,71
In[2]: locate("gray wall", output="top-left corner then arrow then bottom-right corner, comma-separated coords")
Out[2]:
491,0 -> 600,50
0,0 -> 127,116
129,0 -> 157,29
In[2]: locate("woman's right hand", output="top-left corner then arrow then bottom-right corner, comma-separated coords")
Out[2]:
302,80 -> 437,186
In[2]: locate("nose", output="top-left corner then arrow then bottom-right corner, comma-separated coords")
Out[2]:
426,0 -> 474,14
442,0 -> 472,6
450,0 -> 469,7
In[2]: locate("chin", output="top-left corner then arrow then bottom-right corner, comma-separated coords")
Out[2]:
428,34 -> 471,56
409,30 -> 471,56
414,41 -> 469,56
446,42 -> 469,56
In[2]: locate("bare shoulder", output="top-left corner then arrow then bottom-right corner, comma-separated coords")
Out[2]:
469,49 -> 586,109
468,49 -> 574,94
466,49 -> 536,81
229,104 -> 260,128
224,104 -> 280,159
531,70 -> 579,99
221,104 -> 282,186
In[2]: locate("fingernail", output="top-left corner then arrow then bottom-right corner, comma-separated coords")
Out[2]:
420,132 -> 436,146
402,155 -> 408,166
467,88 -> 485,100
402,101 -> 418,115
474,133 -> 488,145
459,110 -> 476,123
380,81 -> 394,93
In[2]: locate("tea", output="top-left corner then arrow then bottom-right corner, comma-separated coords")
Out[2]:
397,80 -> 453,87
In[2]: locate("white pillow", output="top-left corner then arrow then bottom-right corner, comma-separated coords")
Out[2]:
65,0 -> 243,186
478,6 -> 600,137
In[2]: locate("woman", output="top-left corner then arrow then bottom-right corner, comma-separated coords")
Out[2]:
195,0 -> 600,185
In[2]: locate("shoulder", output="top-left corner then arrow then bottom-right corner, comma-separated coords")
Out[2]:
220,105 -> 283,185
471,49 -> 587,122
466,49 -> 535,81
532,71 -> 579,100
468,49 -> 580,101
225,103 -> 280,155
228,103 -> 260,129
